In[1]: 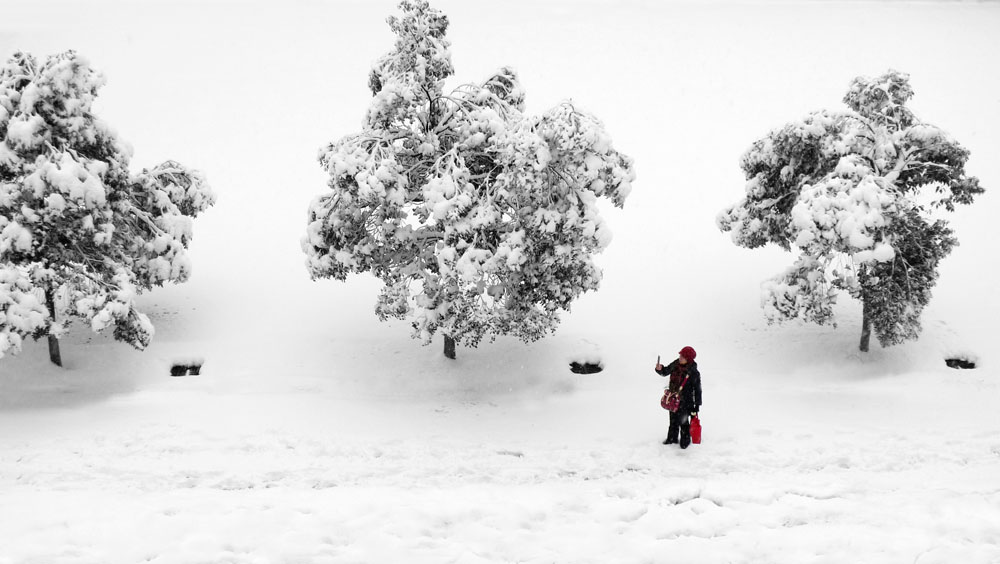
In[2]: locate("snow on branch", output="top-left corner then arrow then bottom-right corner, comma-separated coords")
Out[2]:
0,50 -> 216,361
304,1 -> 635,351
718,70 -> 983,351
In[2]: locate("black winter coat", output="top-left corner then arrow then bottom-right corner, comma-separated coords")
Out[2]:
655,360 -> 702,413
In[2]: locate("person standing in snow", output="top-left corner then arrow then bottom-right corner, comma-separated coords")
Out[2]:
655,346 -> 702,448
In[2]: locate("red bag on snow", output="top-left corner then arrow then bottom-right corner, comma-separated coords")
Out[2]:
690,415 -> 702,444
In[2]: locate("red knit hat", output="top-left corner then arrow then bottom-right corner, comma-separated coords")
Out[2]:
679,346 -> 697,361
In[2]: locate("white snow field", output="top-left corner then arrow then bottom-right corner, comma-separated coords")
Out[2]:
2,1 -> 999,562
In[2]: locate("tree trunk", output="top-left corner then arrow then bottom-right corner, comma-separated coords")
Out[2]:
443,334 -> 456,360
45,289 -> 63,367
859,297 -> 872,353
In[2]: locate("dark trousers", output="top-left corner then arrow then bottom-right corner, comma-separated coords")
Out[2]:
666,411 -> 691,447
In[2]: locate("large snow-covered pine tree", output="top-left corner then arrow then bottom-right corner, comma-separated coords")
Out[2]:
718,70 -> 983,352
303,0 -> 635,358
0,51 -> 216,365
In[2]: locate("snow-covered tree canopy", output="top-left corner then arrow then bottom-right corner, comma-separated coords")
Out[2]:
303,0 -> 635,351
718,70 -> 983,351
0,50 -> 216,360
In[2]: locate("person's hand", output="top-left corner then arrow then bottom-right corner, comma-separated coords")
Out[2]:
655,363 -> 663,371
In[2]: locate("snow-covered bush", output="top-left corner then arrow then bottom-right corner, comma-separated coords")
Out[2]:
303,0 -> 635,358
0,51 -> 216,365
718,70 -> 983,352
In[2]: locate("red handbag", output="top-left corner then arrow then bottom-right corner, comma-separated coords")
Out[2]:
690,415 -> 702,444
661,390 -> 679,411
660,374 -> 689,412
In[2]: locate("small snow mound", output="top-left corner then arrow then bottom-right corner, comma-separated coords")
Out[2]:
945,357 -> 976,370
170,356 -> 205,377
569,360 -> 603,374
567,338 -> 602,374
943,349 -> 978,370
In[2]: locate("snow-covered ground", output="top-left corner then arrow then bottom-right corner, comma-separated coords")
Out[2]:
2,1 -> 999,562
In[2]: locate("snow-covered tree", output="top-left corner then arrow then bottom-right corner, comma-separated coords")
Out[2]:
303,0 -> 634,358
0,51 -> 216,366
718,70 -> 983,352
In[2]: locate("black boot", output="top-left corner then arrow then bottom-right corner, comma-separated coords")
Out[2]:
665,420 -> 680,445
679,424 -> 691,449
